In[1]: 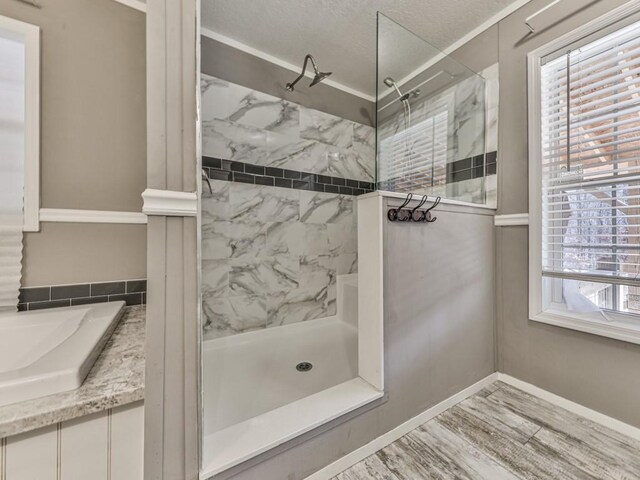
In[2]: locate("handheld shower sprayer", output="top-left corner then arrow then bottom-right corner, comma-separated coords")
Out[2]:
384,77 -> 419,103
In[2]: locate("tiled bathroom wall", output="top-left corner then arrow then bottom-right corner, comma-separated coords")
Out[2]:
200,74 -> 375,339
201,74 -> 375,182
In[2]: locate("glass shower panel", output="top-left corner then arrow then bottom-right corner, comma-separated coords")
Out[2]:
376,13 -> 488,205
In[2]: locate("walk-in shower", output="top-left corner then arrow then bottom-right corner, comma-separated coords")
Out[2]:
199,46 -> 375,475
198,12 -> 496,477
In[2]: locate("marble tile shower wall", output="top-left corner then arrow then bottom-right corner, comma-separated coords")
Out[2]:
200,74 -> 374,339
201,73 -> 375,182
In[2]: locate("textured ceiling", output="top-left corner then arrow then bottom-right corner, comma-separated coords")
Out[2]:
201,0 -> 518,97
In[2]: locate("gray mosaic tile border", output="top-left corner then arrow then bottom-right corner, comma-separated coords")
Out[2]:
18,279 -> 147,311
203,157 -> 375,196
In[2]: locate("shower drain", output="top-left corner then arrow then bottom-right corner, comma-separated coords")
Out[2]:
296,362 -> 313,372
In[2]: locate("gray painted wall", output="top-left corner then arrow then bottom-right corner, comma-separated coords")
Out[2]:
0,0 -> 147,286
22,223 -> 146,286
201,35 -> 375,126
220,200 -> 496,480
396,0 -> 640,431
494,0 -> 640,428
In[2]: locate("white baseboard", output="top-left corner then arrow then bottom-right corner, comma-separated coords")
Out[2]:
307,372 -> 640,479
305,373 -> 499,480
497,373 -> 640,443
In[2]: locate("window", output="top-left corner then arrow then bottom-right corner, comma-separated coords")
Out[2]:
0,15 -> 40,232
529,2 -> 640,343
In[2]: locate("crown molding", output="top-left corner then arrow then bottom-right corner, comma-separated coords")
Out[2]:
380,0 -> 534,100
200,27 -> 375,103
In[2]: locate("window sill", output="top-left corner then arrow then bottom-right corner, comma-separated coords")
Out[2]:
531,309 -> 640,345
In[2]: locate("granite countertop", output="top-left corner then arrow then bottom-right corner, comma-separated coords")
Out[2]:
0,305 -> 145,438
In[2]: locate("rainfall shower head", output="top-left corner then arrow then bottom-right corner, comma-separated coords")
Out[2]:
286,54 -> 332,92
310,70 -> 332,87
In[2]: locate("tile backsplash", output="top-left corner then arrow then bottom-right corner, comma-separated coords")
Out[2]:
18,279 -> 147,311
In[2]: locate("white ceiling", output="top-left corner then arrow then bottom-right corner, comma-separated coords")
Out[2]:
201,0 -> 522,99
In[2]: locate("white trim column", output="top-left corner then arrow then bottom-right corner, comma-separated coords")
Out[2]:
143,1 -> 199,479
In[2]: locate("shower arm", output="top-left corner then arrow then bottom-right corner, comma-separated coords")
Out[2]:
286,54 -> 320,91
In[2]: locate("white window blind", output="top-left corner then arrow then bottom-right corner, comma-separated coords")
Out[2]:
540,19 -> 640,287
379,107 -> 448,191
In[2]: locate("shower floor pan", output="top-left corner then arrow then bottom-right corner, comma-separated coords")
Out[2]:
201,315 -> 382,477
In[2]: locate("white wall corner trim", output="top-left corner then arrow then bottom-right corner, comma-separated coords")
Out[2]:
142,189 -> 198,217
494,213 -> 529,226
305,373 -> 499,480
112,0 -> 146,13
39,208 -> 147,224
497,374 -> 640,442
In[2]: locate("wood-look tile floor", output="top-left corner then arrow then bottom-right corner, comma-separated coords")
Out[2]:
334,381 -> 640,480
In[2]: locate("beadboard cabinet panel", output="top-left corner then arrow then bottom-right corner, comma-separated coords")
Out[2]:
111,402 -> 145,480
60,410 -> 109,480
5,424 -> 57,480
0,401 -> 144,480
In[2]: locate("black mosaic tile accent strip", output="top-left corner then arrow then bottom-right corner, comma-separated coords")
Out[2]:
203,156 -> 375,196
18,279 -> 147,311
445,151 -> 498,184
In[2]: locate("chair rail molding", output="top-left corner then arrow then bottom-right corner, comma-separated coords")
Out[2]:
494,213 -> 529,226
39,208 -> 147,224
141,189 -> 197,217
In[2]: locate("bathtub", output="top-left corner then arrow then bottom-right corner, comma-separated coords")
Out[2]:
0,301 -> 125,407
